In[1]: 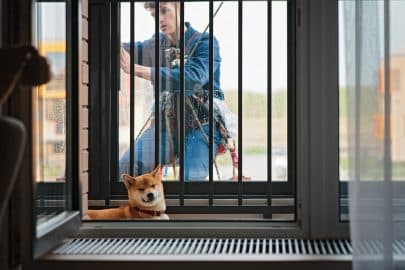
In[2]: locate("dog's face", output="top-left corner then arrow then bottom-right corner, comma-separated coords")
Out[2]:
122,165 -> 164,208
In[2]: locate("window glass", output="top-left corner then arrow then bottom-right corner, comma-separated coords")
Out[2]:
118,1 -> 288,183
338,0 -> 405,221
105,1 -> 293,221
390,0 -> 405,182
33,2 -> 67,226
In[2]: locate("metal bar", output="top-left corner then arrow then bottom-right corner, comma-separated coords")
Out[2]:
110,238 -> 129,254
129,0 -> 135,176
67,0 -> 81,211
145,238 -> 161,255
383,0 -> 393,264
132,238 -> 148,254
165,205 -> 294,214
208,239 -> 217,254
158,238 -> 173,254
154,0 -> 160,167
110,1 -> 119,198
124,238 -> 142,254
167,238 -> 180,254
111,180 -> 296,196
237,0 -> 243,206
354,0 -> 361,202
174,238 -> 186,254
287,0 -> 296,220
201,239 -> 210,254
179,0 -> 185,205
208,0 -> 214,206
104,238 -> 121,254
37,5 -> 45,184
187,238 -> 198,254
267,0 -> 273,211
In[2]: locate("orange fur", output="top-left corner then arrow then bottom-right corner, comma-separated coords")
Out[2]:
87,165 -> 169,220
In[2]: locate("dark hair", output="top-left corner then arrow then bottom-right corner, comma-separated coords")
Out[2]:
144,2 -> 154,10
144,2 -> 178,10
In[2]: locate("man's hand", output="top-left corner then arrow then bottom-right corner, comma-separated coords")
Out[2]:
120,46 -> 151,81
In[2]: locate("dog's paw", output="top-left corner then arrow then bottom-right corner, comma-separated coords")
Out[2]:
152,214 -> 169,220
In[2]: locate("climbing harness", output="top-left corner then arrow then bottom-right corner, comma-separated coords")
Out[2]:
135,1 -> 250,180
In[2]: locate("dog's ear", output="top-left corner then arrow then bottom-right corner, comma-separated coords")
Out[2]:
122,174 -> 136,190
151,164 -> 162,180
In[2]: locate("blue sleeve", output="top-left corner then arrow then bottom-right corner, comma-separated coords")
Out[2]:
151,35 -> 221,95
122,40 -> 153,67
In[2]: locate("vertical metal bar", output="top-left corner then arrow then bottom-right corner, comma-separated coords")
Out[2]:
266,0 -> 272,208
37,6 -> 46,186
383,0 -> 393,265
237,0 -> 243,206
354,0 -> 361,200
109,0 -> 120,206
66,0 -> 79,210
129,0 -> 135,176
287,0 -> 296,219
154,0 -> 160,167
208,0 -> 214,205
353,3 -> 362,257
180,0 -> 185,205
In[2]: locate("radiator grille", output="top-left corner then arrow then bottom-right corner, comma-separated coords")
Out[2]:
46,238 -> 405,261
51,238 -> 356,256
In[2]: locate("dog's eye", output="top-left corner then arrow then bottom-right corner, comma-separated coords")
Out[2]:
138,188 -> 145,192
151,184 -> 156,188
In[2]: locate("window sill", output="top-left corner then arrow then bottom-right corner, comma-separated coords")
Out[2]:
74,220 -> 304,238
35,211 -> 81,259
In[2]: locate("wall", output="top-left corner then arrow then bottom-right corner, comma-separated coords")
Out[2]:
80,0 -> 89,217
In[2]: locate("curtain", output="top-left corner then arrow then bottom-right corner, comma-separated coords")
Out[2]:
343,0 -> 405,269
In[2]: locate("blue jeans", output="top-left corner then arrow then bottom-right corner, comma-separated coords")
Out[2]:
119,124 -> 222,181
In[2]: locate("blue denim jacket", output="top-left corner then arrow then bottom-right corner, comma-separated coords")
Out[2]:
122,22 -> 224,100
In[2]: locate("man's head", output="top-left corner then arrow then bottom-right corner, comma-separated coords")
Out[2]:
144,2 -> 180,39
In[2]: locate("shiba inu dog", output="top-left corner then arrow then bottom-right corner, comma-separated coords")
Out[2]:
87,165 -> 169,220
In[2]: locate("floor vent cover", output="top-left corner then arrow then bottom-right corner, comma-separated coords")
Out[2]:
48,238 -> 405,261
52,238 -> 358,256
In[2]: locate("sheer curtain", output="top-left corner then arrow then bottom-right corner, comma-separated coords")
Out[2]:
343,1 -> 405,269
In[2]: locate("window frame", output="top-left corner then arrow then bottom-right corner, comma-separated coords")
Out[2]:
300,0 -> 349,238
88,0 -> 297,220
34,0 -> 354,240
31,0 -> 82,258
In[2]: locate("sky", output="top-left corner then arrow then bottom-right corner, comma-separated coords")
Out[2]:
38,1 -> 405,90
338,1 -> 405,88
121,1 -> 288,93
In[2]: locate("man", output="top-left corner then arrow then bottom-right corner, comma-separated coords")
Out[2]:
119,1 -> 224,181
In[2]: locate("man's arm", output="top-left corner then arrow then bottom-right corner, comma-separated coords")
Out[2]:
134,64 -> 152,81
150,35 -> 221,94
126,34 -> 221,95
121,41 -> 153,74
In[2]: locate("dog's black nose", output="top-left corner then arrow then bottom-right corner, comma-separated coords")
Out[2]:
147,193 -> 154,200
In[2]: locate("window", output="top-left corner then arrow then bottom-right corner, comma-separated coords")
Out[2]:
338,0 -> 405,221
32,0 -> 80,258
33,0 -> 67,212
89,0 -> 296,221
30,0 -> 351,244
